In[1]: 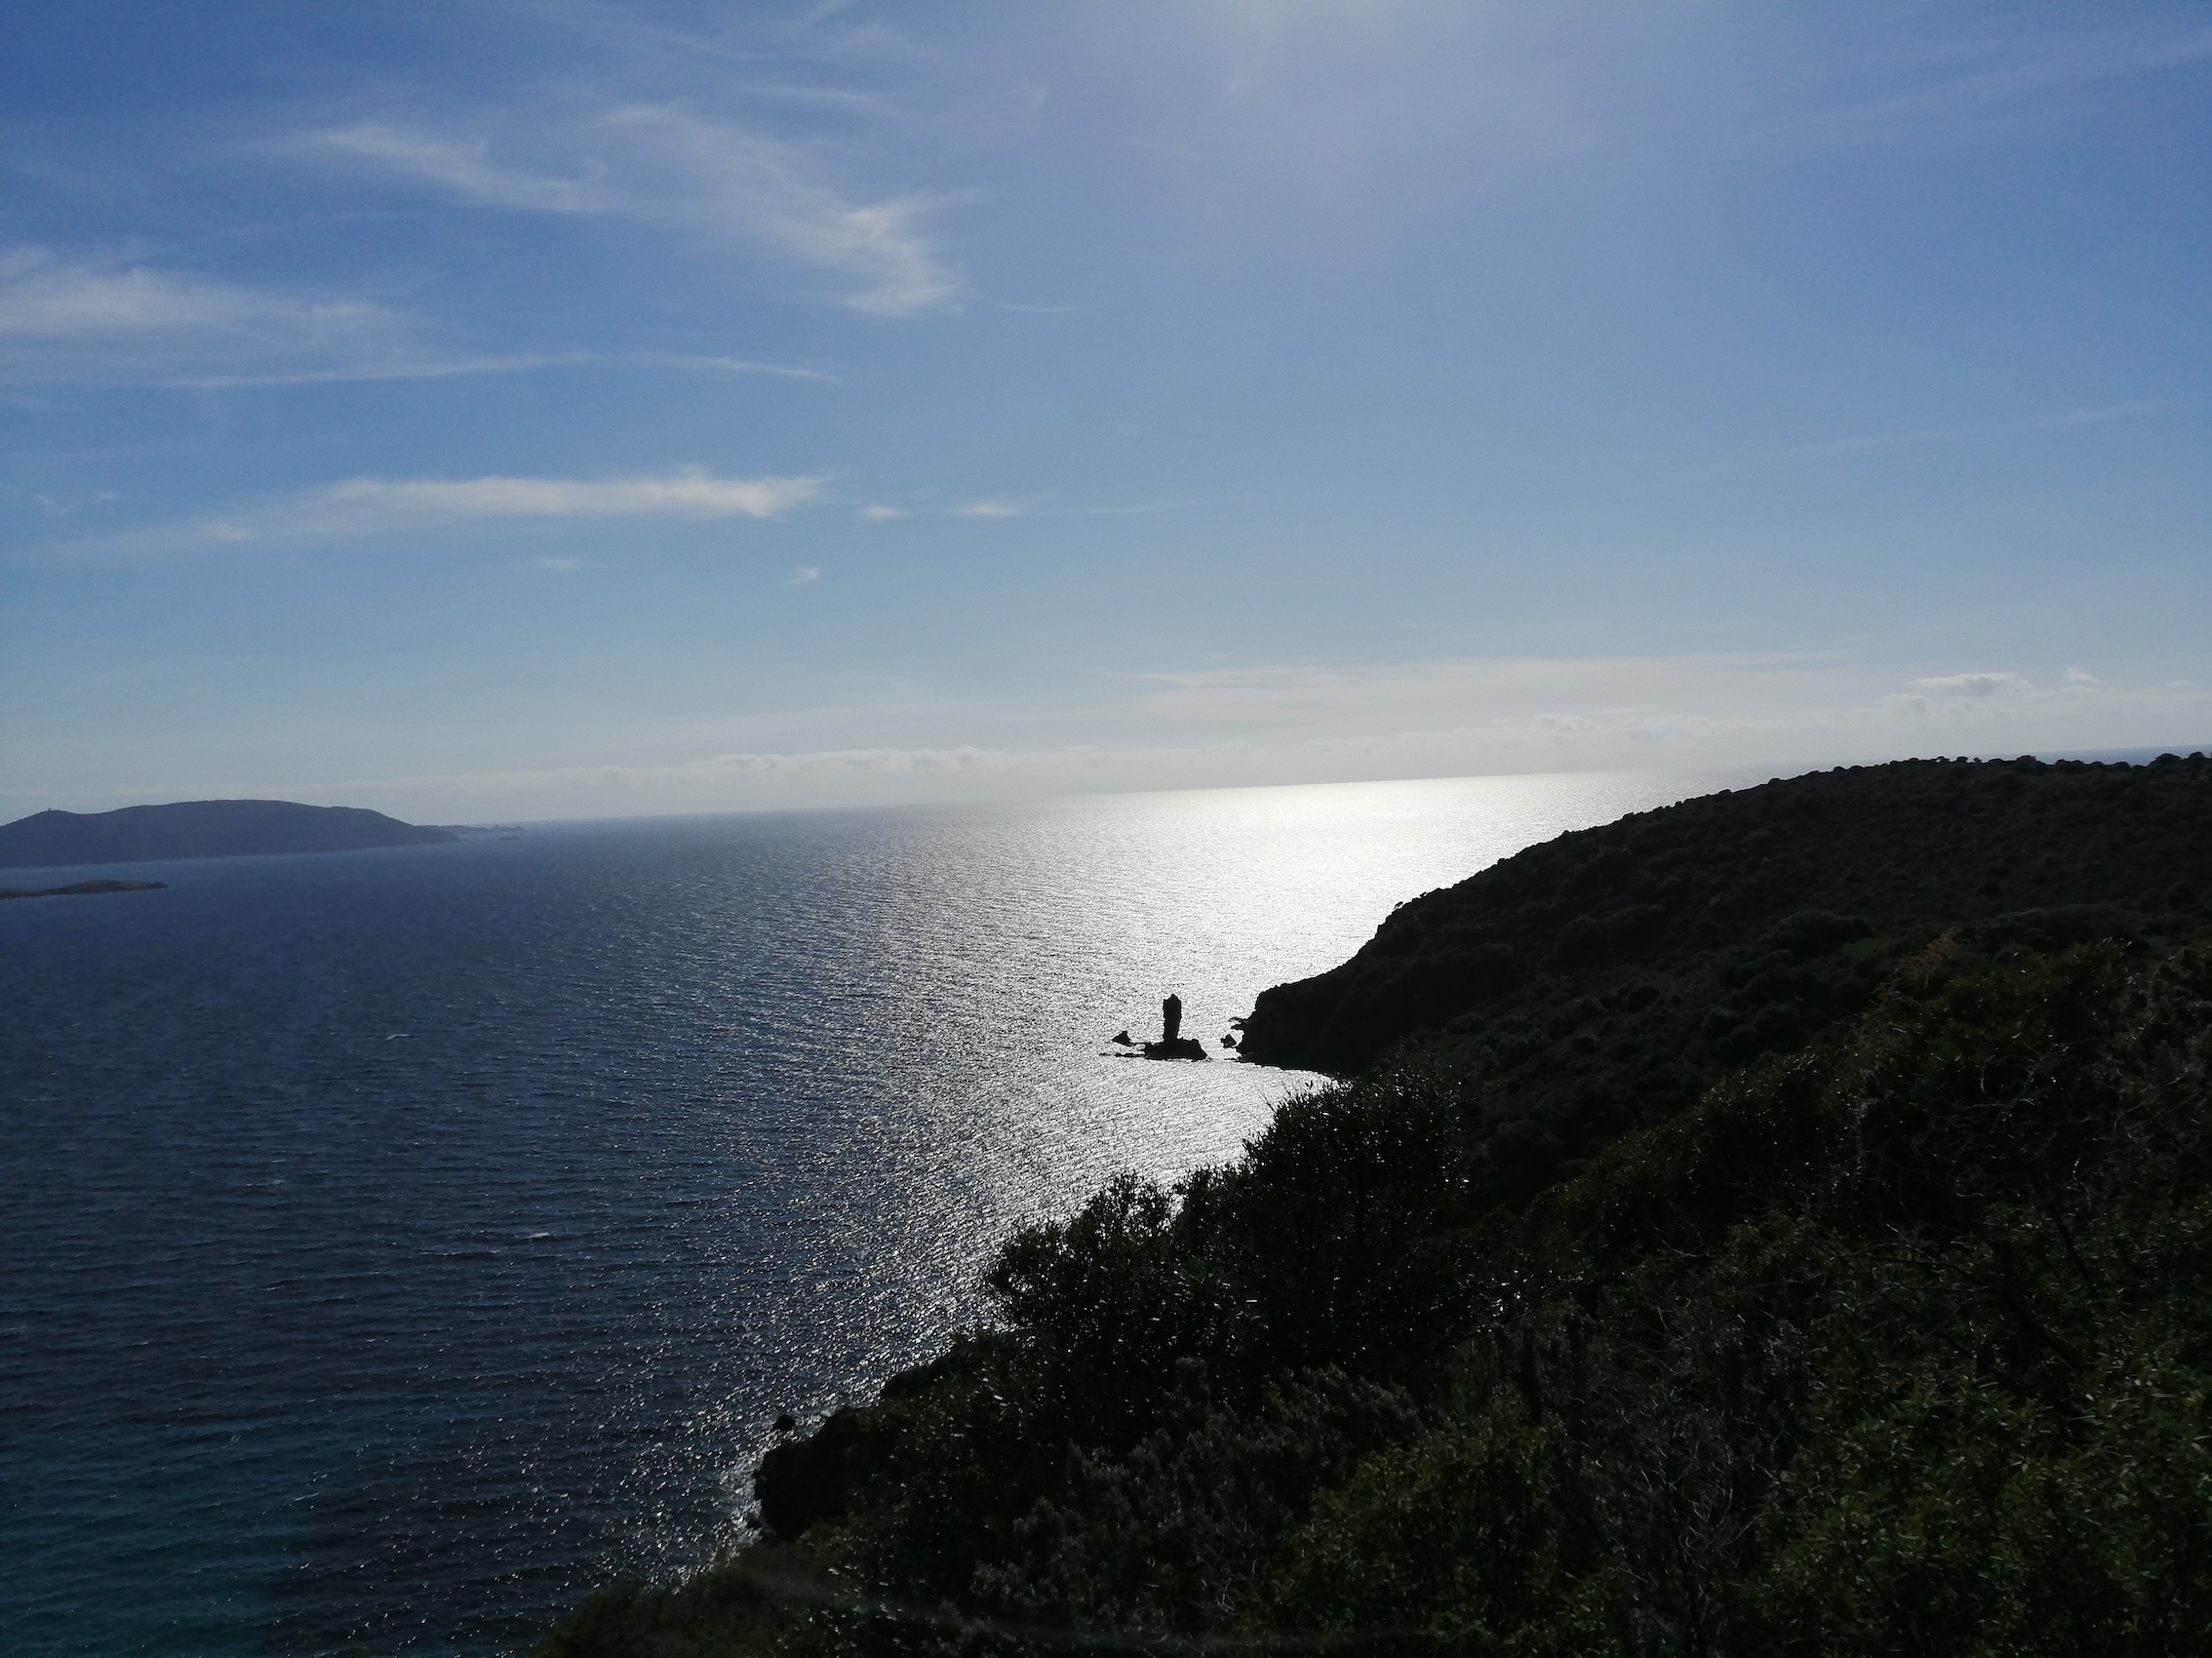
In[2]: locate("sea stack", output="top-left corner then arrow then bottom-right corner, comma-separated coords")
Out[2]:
1143,991 -> 1207,1060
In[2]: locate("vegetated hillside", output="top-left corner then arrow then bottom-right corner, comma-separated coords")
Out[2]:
535,757 -> 2212,1658
542,942 -> 2212,1658
0,799 -> 456,868
1239,754 -> 2212,1204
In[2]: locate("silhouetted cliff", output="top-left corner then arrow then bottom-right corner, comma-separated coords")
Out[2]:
1237,754 -> 2211,1195
534,753 -> 2212,1658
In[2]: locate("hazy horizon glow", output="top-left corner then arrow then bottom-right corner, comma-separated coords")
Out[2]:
4,3 -> 2207,821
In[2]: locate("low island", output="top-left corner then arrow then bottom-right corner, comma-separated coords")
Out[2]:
537,753 -> 2212,1656
0,877 -> 168,901
0,798 -> 458,869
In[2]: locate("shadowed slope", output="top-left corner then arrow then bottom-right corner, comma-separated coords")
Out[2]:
1237,756 -> 2212,1182
535,754 -> 2212,1658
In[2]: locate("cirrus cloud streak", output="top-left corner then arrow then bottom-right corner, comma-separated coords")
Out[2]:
315,105 -> 963,318
0,245 -> 427,383
64,467 -> 824,557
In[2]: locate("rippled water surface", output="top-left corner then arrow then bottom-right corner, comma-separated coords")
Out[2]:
1,771 -> 1718,1655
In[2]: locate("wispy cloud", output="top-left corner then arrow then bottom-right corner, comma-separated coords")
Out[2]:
1708,402 -> 2169,476
0,254 -> 844,387
78,467 -> 823,555
239,662 -> 2212,822
174,349 -> 838,391
917,494 -> 1232,521
301,469 -> 820,524
314,106 -> 964,317
0,245 -> 426,383
167,352 -> 591,389
1079,496 -> 1239,518
646,353 -> 840,383
848,494 -> 1221,524
785,565 -> 822,584
1907,671 -> 2030,699
46,655 -> 2205,820
1117,653 -> 1828,733
317,125 -> 607,211
0,482 -> 117,517
1797,24 -> 2212,146
615,105 -> 962,317
1100,655 -> 2212,774
0,247 -> 310,336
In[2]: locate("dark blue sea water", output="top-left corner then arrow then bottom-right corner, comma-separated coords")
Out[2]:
0,772 -> 1715,1656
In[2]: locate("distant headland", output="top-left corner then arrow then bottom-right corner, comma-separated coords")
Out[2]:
0,799 -> 458,869
0,877 -> 168,901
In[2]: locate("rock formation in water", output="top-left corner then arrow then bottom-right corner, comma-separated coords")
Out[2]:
1141,1038 -> 1209,1060
1139,991 -> 1207,1059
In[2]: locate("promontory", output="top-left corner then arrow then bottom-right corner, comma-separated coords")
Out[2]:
537,752 -> 2212,1658
0,799 -> 458,868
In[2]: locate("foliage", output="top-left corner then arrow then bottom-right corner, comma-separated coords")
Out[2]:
1240,755 -> 2212,1204
539,759 -> 2212,1658
1269,1397 -> 1623,1657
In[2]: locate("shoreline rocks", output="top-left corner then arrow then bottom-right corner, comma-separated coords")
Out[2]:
1140,1036 -> 1209,1061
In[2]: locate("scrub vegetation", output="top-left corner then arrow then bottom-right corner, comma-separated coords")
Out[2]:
539,755 -> 2212,1657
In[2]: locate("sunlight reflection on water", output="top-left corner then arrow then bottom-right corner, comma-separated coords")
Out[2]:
0,769 -> 1726,1655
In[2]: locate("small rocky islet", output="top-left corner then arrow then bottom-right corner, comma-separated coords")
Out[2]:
1106,991 -> 1217,1060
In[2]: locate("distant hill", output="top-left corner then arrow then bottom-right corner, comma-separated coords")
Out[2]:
0,878 -> 166,901
0,799 -> 458,868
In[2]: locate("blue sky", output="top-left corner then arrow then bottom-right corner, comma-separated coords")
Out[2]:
4,1 -> 2207,820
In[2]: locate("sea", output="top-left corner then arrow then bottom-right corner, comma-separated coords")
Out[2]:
1,770 -> 1725,1656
